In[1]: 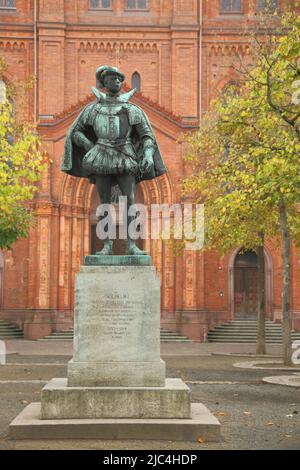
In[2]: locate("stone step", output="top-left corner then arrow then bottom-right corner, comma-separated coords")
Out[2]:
234,316 -> 257,319
208,327 -> 300,332
0,327 -> 23,331
209,330 -> 298,335
231,325 -> 282,327
208,336 -> 300,341
161,334 -> 191,337
208,339 -> 285,343
0,333 -> 24,339
46,333 -> 73,337
0,323 -> 22,328
214,324 -> 281,330
0,329 -> 23,334
0,334 -> 24,338
208,338 -> 300,342
40,338 -> 73,341
0,320 -> 24,339
40,328 -> 193,343
214,321 -> 281,325
162,338 -> 188,341
218,322 -> 281,326
0,329 -> 24,334
221,321 -> 277,325
210,333 -> 287,337
211,332 -> 296,336
208,318 -> 300,343
211,327 -> 284,331
161,340 -> 192,343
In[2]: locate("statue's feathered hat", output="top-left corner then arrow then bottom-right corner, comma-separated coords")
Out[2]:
96,65 -> 125,89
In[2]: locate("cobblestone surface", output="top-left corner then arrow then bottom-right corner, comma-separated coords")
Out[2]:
0,347 -> 299,450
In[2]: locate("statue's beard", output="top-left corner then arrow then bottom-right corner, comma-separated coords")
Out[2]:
106,85 -> 121,95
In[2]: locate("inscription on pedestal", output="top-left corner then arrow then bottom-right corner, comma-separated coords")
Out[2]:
84,294 -> 140,340
72,266 -> 161,364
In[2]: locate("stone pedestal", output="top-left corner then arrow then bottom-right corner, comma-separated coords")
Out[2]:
67,263 -> 165,388
9,256 -> 221,441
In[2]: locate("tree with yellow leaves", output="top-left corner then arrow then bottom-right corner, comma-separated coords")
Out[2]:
0,58 -> 48,250
182,11 -> 300,364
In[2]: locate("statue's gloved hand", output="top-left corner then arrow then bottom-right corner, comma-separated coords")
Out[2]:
73,131 -> 94,153
140,155 -> 154,174
84,140 -> 94,153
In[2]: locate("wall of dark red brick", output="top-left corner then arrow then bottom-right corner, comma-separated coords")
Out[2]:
0,0 -> 299,339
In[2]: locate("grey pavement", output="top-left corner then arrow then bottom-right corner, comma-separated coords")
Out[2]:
0,340 -> 299,450
3,339 -> 283,357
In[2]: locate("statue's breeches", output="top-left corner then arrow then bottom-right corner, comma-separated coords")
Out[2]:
82,142 -> 139,176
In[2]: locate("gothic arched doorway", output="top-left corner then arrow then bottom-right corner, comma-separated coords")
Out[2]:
89,185 -> 145,255
234,250 -> 258,317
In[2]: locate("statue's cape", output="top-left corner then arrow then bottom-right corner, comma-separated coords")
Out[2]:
61,90 -> 167,189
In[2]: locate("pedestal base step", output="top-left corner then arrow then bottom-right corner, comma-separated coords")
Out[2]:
41,378 -> 190,419
9,403 -> 221,442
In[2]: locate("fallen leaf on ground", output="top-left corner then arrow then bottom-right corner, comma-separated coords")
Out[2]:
198,437 -> 205,444
244,412 -> 251,415
20,400 -> 28,404
267,422 -> 274,426
214,411 -> 227,417
286,414 -> 293,418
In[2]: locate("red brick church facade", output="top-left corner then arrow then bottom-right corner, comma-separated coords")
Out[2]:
0,0 -> 299,340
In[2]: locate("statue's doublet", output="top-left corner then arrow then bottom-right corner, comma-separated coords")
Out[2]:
61,90 -> 167,184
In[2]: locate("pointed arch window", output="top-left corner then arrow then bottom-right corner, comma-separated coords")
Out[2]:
0,0 -> 16,8
132,72 -> 141,92
220,0 -> 242,13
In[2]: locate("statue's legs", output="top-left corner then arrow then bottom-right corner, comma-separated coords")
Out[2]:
116,174 -> 147,256
95,175 -> 114,255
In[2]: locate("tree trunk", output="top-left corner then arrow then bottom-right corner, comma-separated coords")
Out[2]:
256,238 -> 266,355
279,199 -> 292,366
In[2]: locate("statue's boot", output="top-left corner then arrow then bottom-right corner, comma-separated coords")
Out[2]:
96,239 -> 113,256
125,239 -> 148,256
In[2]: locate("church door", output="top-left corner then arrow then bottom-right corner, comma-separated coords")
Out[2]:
234,250 -> 258,317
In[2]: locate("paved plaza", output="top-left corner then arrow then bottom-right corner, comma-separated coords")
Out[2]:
0,341 -> 299,450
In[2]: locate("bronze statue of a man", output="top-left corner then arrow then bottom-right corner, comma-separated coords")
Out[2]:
61,65 -> 167,255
